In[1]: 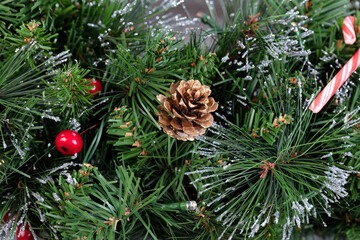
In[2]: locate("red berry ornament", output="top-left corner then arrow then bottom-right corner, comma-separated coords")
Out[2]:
16,224 -> 34,240
55,130 -> 83,156
3,210 -> 11,222
86,78 -> 103,97
3,210 -> 17,222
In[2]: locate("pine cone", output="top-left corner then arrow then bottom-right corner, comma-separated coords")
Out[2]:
156,80 -> 218,141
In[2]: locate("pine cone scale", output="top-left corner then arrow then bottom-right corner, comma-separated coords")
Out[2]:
192,105 -> 208,113
196,113 -> 213,122
170,118 -> 182,130
172,108 -> 184,119
158,111 -> 171,125
183,113 -> 197,120
197,98 -> 209,105
182,119 -> 197,135
188,100 -> 198,108
179,98 -> 188,110
157,94 -> 167,104
164,100 -> 172,112
195,114 -> 214,128
207,98 -> 218,112
177,82 -> 187,99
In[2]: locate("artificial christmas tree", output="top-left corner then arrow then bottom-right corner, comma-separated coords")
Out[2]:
0,0 -> 359,239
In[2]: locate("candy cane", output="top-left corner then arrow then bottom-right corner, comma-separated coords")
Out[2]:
343,16 -> 356,45
309,16 -> 358,113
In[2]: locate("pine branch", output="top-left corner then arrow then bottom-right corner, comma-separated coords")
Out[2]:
186,63 -> 358,239
43,62 -> 93,117
39,164 -> 162,239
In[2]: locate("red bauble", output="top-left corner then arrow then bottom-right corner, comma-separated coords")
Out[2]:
16,224 -> 33,240
55,130 -> 83,156
86,78 -> 103,97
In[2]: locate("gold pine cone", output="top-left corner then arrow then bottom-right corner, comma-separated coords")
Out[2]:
156,80 -> 218,141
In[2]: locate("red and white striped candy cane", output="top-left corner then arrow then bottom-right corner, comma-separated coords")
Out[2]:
343,16 -> 356,45
309,16 -> 358,113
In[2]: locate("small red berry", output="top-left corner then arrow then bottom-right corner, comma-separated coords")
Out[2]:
16,224 -> 34,240
86,78 -> 103,97
3,210 -> 17,222
3,210 -> 11,222
55,130 -> 83,156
